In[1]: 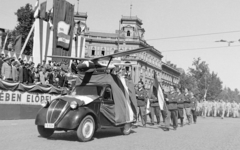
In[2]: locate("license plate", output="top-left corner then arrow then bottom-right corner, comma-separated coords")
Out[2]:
44,123 -> 55,128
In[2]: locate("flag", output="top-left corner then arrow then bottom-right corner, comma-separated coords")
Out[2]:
13,35 -> 22,54
33,0 -> 40,18
48,8 -> 54,29
40,1 -> 47,20
2,32 -> 9,51
151,71 -> 168,111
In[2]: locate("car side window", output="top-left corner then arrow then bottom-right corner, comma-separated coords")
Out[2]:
103,87 -> 113,102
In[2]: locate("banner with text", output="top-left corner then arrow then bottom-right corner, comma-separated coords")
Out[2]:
0,90 -> 60,105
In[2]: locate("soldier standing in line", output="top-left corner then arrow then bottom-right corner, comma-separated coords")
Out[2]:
164,85 -> 178,131
176,87 -> 185,127
183,88 -> 192,124
225,100 -> 231,118
202,100 -> 208,118
189,91 -> 198,124
219,100 -> 226,119
197,100 -> 202,117
213,100 -> 218,117
207,101 -> 213,117
149,91 -> 160,125
232,101 -> 239,118
135,81 -> 148,127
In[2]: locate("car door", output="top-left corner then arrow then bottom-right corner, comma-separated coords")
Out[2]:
99,86 -> 115,126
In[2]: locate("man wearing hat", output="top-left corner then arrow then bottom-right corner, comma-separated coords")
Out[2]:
23,63 -> 29,84
1,57 -> 13,81
57,68 -> 68,87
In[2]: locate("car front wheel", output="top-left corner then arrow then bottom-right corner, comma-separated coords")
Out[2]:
77,115 -> 95,142
37,125 -> 54,138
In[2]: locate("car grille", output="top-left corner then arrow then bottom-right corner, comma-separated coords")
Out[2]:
46,99 -> 70,124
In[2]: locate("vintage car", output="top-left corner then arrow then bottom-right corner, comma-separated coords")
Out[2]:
35,73 -> 137,142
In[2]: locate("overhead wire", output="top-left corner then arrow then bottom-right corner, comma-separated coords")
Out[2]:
145,30 -> 240,41
161,45 -> 240,53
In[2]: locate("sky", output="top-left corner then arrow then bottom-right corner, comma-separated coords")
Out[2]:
1,0 -> 240,90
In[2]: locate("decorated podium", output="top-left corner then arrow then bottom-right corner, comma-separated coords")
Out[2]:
0,80 -> 67,120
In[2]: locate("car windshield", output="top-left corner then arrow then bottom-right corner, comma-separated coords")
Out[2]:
70,85 -> 103,96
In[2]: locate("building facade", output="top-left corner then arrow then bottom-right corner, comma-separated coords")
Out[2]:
74,14 -> 180,91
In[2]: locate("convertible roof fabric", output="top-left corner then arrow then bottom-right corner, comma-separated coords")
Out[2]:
76,72 -> 137,126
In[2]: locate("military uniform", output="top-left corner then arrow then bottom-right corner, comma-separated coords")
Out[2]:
190,96 -> 198,123
184,94 -> 192,123
232,102 -> 239,118
176,93 -> 185,126
149,92 -> 160,124
136,88 -> 148,126
165,92 -> 178,129
213,101 -> 218,117
219,101 -> 226,119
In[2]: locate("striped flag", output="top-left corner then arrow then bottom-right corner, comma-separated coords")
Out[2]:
33,0 -> 40,18
151,71 -> 168,111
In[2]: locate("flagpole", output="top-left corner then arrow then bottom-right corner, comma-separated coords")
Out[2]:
19,23 -> 35,56
2,32 -> 9,51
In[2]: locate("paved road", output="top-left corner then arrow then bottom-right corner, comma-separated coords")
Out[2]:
0,117 -> 239,150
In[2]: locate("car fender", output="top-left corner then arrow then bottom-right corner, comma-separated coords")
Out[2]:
35,107 -> 47,125
57,107 -> 100,130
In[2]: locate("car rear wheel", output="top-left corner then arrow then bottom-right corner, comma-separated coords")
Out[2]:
37,125 -> 54,138
77,115 -> 95,142
120,123 -> 131,135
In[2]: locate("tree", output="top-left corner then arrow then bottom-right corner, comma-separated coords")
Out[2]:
14,3 -> 35,55
189,58 -> 212,100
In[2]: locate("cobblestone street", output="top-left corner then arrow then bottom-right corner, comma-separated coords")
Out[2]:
0,117 -> 239,150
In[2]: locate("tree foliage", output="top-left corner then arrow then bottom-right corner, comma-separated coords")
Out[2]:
1,3 -> 34,55
180,58 -> 224,101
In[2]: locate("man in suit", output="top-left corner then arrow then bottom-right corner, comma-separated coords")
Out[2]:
58,68 -> 68,87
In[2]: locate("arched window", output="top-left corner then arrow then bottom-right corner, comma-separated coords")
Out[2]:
127,30 -> 130,36
101,48 -> 105,56
91,47 -> 95,56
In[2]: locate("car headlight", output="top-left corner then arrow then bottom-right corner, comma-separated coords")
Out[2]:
70,101 -> 78,109
41,100 -> 49,108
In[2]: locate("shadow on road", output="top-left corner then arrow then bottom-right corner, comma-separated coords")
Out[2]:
39,128 -> 137,142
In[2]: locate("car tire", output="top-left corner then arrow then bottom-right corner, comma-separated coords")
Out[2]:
37,125 -> 54,138
120,123 -> 131,135
77,115 -> 95,142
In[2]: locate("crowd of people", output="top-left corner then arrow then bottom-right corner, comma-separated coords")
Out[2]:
133,80 -> 240,131
197,100 -> 240,119
134,81 -> 198,131
0,54 -> 80,88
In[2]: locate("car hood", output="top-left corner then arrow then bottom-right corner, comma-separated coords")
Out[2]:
53,95 -> 99,106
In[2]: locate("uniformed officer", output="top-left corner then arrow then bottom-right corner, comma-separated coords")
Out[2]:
202,100 -> 208,118
232,101 -> 239,118
165,85 -> 178,131
219,100 -> 226,119
189,91 -> 198,124
225,101 -> 231,118
183,88 -> 192,124
176,87 -> 185,127
149,91 -> 160,125
135,81 -> 148,127
213,100 -> 218,117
